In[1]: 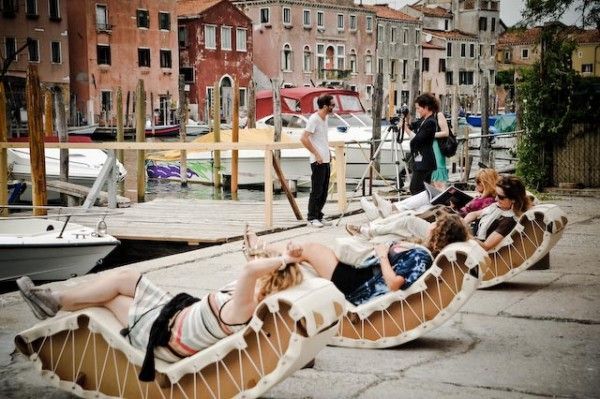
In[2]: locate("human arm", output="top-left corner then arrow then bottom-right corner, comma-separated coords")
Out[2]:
478,232 -> 504,251
300,130 -> 323,164
374,244 -> 405,291
410,118 -> 436,148
463,208 -> 484,224
477,217 -> 516,251
434,112 -> 449,138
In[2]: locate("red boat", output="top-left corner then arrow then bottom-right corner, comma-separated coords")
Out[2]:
145,124 -> 180,136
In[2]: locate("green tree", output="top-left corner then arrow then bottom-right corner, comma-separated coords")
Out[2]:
523,0 -> 599,29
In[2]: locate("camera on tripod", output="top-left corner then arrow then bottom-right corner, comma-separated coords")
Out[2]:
388,105 -> 410,126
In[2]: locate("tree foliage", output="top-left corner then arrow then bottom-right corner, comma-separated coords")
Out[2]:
523,0 -> 600,29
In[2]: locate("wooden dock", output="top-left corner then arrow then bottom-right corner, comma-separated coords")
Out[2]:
68,196 -> 363,245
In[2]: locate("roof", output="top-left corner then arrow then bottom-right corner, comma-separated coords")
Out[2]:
233,0 -> 371,10
366,5 -> 418,22
422,42 -> 445,50
424,29 -> 478,41
255,87 -> 355,101
410,4 -> 452,18
177,0 -> 224,17
572,29 -> 600,44
498,27 -> 542,46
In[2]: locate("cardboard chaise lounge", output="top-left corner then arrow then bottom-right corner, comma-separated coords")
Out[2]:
330,240 -> 489,348
15,277 -> 345,399
480,204 -> 568,288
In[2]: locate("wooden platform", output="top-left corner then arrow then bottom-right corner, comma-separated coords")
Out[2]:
69,197 -> 363,245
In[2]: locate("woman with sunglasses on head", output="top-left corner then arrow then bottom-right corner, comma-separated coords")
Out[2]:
456,168 -> 499,216
463,175 -> 532,251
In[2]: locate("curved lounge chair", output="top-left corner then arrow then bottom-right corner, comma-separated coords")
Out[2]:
15,277 -> 345,399
480,204 -> 568,288
330,240 -> 489,348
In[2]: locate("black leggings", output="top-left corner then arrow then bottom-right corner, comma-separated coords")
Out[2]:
330,262 -> 373,296
410,170 -> 433,195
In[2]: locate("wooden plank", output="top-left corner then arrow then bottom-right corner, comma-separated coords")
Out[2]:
334,144 -> 347,211
271,153 -> 302,220
26,65 -> 47,216
42,180 -> 130,206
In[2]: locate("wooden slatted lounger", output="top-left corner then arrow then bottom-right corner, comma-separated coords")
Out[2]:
330,240 -> 490,348
14,277 -> 345,399
480,204 -> 568,288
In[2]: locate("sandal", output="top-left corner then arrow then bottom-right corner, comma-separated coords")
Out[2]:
242,224 -> 273,260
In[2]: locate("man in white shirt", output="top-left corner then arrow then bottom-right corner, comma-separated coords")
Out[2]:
300,94 -> 334,227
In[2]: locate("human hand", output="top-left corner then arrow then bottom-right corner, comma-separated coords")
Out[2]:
315,154 -> 323,164
374,244 -> 388,259
283,241 -> 303,264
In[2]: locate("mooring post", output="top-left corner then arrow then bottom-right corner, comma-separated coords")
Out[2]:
178,75 -> 188,187
334,143 -> 347,212
247,79 -> 256,129
44,90 -> 53,137
212,79 -> 221,188
107,149 -> 117,209
26,65 -> 47,216
264,146 -> 273,227
116,87 -> 124,195
231,78 -> 240,195
371,73 -> 384,192
0,83 -> 8,216
53,86 -> 73,206
480,76 -> 491,166
135,79 -> 146,203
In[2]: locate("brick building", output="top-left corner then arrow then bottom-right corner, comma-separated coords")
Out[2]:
67,0 -> 179,126
177,0 -> 253,123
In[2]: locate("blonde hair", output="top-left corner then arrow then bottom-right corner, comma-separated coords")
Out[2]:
256,263 -> 303,303
476,169 -> 500,198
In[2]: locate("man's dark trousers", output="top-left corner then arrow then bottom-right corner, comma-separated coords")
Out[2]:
307,162 -> 330,221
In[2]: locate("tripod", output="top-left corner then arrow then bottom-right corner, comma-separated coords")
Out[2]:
335,115 -> 412,225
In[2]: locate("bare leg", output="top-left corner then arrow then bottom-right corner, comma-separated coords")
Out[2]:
103,295 -> 134,326
57,269 -> 141,311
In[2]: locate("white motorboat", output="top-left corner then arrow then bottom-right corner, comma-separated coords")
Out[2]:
0,214 -> 119,281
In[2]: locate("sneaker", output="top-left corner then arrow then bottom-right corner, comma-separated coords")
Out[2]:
307,219 -> 324,228
360,197 -> 381,221
374,192 -> 394,218
319,219 -> 333,226
345,223 -> 361,236
16,276 -> 61,320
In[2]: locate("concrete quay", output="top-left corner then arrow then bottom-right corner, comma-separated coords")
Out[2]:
0,195 -> 598,398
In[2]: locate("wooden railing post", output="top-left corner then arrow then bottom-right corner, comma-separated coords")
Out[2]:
116,87 -> 124,195
135,79 -> 146,203
0,82 -> 8,216
231,78 -> 240,194
178,75 -> 188,187
212,79 -> 221,188
334,143 -> 347,212
264,147 -> 273,228
26,65 -> 47,216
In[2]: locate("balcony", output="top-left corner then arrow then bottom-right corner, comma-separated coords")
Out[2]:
96,23 -> 113,33
318,68 -> 352,80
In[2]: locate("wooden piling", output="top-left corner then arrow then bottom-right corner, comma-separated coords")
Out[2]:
125,90 -> 131,127
178,75 -> 188,187
0,83 -> 8,216
52,86 -> 72,206
272,78 -> 282,166
231,78 -> 240,194
387,79 -> 395,120
212,79 -> 221,188
264,147 -> 273,227
44,90 -> 53,137
150,92 -> 155,135
247,80 -> 256,129
135,80 -> 146,203
371,73 -> 384,187
116,87 -> 124,195
26,65 -> 47,215
480,76 -> 490,166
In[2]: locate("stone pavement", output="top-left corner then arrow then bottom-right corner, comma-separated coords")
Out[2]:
0,195 -> 598,398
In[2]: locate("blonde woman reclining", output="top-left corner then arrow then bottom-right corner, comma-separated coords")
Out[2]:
17,248 -> 303,382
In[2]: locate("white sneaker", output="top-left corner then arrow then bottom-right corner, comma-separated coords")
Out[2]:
307,219 -> 324,228
374,192 -> 394,218
360,197 -> 381,221
320,219 -> 333,226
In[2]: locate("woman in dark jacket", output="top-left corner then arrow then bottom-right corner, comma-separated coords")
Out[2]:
405,93 -> 438,194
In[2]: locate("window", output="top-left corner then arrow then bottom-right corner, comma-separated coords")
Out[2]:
138,48 -> 150,67
459,71 -> 474,85
28,39 -> 39,62
180,67 -> 194,82
160,49 -> 171,68
260,8 -> 270,24
469,43 -> 475,58
582,64 -> 593,73
159,12 -> 170,30
350,15 -> 357,31
402,59 -> 408,81
303,9 -> 310,26
365,51 -> 372,75
336,44 -> 345,70
303,46 -> 311,72
415,29 -> 420,44
137,9 -> 149,28
444,19 -> 449,31
49,0 -> 60,20
378,58 -> 384,73
317,11 -> 324,28
205,25 -> 216,49
316,43 -> 325,76
479,17 -> 487,31
521,48 -> 529,59
447,42 -> 452,57
97,44 -> 111,65
96,5 -> 109,30
490,44 -> 495,56
378,25 -> 384,42
503,50 -> 511,62
5,37 -> 16,61
366,16 -> 373,32
461,43 -> 466,57
439,58 -> 446,72
282,44 -> 292,71
422,57 -> 429,72
282,7 -> 291,25
178,26 -> 187,47
26,0 -> 37,16
221,26 -> 232,50
480,44 -> 484,57
101,91 -> 111,113
337,14 -> 344,30
390,59 -> 396,77
236,28 -> 247,51
239,88 -> 247,108
490,69 -> 495,83
349,49 -> 357,73
366,85 -> 372,98
445,71 -> 453,85
50,41 -> 61,63
391,27 -> 396,43
403,29 -> 408,44
491,18 -> 496,32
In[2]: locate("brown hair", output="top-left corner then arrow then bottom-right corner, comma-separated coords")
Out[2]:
414,93 -> 439,114
496,175 -> 531,215
425,213 -> 471,257
256,263 -> 303,303
317,94 -> 334,109
476,168 -> 500,198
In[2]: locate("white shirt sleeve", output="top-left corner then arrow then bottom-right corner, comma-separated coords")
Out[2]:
305,114 -> 318,134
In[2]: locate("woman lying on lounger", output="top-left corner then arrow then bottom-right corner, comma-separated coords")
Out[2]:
348,175 -> 531,252
247,213 -> 469,306
17,250 -> 303,381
